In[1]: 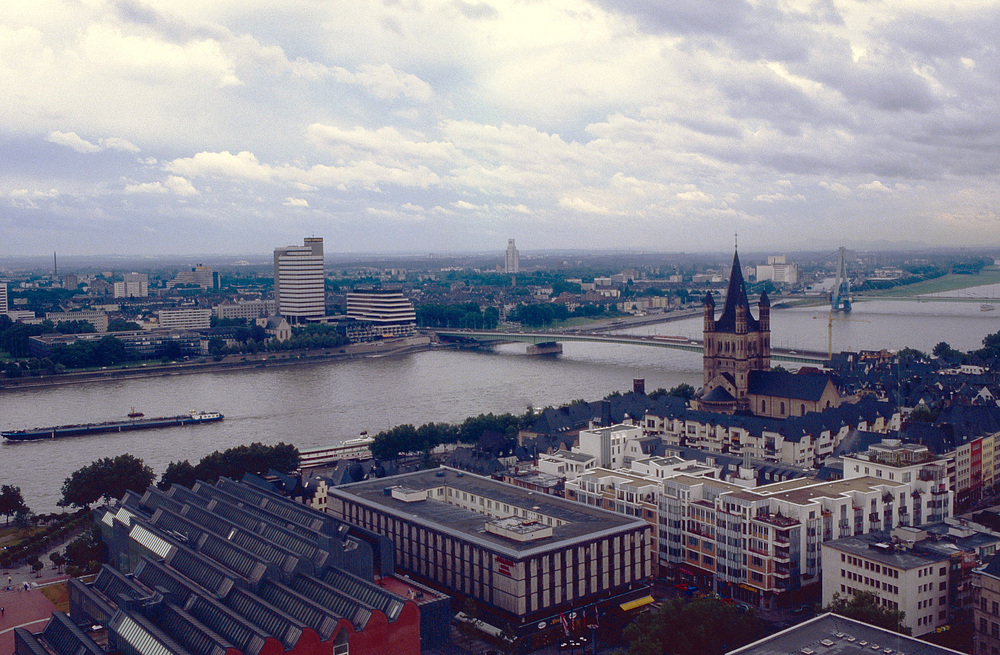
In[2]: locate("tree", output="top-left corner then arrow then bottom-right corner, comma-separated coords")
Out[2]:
50,552 -> 65,573
825,591 -> 910,634
59,454 -> 155,508
159,443 -> 299,489
623,596 -> 763,655
0,485 -> 28,525
667,383 -> 696,400
31,558 -> 44,578
107,319 -> 142,332
64,527 -> 106,569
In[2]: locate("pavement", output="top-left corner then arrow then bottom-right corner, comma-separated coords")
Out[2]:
0,540 -> 73,655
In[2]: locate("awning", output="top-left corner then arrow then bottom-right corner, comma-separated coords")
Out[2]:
619,595 -> 656,612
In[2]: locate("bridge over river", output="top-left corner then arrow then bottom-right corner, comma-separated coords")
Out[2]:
433,329 -> 828,364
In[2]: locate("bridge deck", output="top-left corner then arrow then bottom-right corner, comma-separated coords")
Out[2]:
433,329 -> 827,364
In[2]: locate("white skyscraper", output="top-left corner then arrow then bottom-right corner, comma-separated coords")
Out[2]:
273,237 -> 325,323
0,282 -> 7,315
505,238 -> 520,274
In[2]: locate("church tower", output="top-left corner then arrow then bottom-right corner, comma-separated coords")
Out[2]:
699,247 -> 771,413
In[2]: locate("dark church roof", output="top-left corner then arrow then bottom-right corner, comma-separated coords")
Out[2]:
702,385 -> 735,403
711,249 -> 761,333
747,370 -> 833,402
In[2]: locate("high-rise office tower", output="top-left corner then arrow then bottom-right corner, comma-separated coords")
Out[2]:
273,237 -> 325,323
0,282 -> 7,315
505,238 -> 519,274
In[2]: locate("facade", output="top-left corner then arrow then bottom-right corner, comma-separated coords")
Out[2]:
274,237 -> 325,323
656,441 -> 954,608
822,530 -> 951,636
169,264 -> 218,289
575,423 -> 644,469
29,329 -> 204,359
345,289 -> 416,339
44,310 -> 109,332
157,308 -> 212,330
114,272 -> 149,298
0,281 -> 7,314
644,397 -> 896,469
505,238 -> 520,273
326,467 -> 653,648
755,255 -> 799,285
974,554 -> 1000,655
700,248 -> 771,413
214,298 -> 277,320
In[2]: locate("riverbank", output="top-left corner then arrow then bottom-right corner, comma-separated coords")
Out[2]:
0,336 -> 434,391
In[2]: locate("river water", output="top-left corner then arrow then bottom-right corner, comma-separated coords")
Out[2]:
1,299 -> 997,513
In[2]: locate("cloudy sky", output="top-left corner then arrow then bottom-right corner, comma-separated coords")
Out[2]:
2,0 -> 999,257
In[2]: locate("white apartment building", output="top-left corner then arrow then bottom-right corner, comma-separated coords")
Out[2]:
214,299 -> 277,320
156,308 -> 212,330
274,237 -> 325,323
657,445 -> 953,608
822,530 -> 951,636
756,255 -> 799,285
574,423 -> 643,470
114,272 -> 148,298
642,399 -> 897,468
537,450 -> 596,480
345,289 -> 416,338
0,282 -> 7,314
44,310 -> 108,332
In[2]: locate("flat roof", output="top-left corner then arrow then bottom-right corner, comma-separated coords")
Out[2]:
728,612 -> 965,655
823,532 -> 949,570
759,477 -> 906,506
330,467 -> 648,557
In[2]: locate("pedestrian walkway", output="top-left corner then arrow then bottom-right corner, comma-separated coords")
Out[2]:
0,535 -> 75,655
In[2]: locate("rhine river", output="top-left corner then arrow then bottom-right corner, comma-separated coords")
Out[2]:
2,299 -> 998,513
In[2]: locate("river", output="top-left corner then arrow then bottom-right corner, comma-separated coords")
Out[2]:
1,298 -> 998,513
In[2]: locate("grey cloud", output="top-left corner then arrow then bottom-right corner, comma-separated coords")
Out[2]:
452,1 -> 498,21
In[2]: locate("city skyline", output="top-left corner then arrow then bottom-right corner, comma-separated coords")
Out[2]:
3,1 -> 1000,257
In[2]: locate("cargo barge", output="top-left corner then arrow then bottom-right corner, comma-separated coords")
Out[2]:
2,410 -> 223,441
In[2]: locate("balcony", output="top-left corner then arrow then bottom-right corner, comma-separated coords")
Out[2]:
774,566 -> 791,578
773,547 -> 791,563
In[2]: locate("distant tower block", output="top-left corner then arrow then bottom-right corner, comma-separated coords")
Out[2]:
505,238 -> 520,274
633,378 -> 645,395
832,246 -> 852,313
274,237 -> 325,324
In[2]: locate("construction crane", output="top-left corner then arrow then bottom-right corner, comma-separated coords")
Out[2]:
813,310 -> 870,359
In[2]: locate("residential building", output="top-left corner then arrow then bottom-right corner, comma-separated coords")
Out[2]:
274,237 -> 325,323
565,467 -> 662,573
822,529 -> 951,636
755,255 -> 799,285
28,330 -> 204,359
974,552 -> 1000,655
156,308 -> 212,330
44,310 -> 108,332
728,612 -> 966,655
169,264 -> 218,289
214,298 -> 277,320
326,466 -> 653,649
575,423 -> 644,469
113,272 -> 148,298
345,289 -> 416,339
657,447 -> 953,608
0,281 -> 6,314
505,238 -> 520,273
537,449 -> 597,479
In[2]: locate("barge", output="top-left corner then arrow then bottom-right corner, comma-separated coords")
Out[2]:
2,410 -> 223,441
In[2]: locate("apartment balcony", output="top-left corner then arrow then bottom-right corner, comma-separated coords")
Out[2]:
774,534 -> 790,546
774,565 -> 791,578
773,547 -> 790,563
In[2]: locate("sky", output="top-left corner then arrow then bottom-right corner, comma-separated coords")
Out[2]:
2,0 -> 1000,257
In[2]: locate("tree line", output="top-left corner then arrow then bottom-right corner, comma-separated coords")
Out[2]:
370,412 -> 525,460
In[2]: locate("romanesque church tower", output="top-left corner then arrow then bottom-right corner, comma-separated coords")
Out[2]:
699,248 -> 771,413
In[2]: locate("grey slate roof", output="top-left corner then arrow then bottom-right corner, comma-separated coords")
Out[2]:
747,369 -> 833,402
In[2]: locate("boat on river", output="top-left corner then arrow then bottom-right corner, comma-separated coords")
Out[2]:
2,410 -> 223,441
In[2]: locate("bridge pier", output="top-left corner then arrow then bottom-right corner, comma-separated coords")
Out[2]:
526,342 -> 563,356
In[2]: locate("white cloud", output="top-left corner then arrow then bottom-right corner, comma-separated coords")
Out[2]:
332,63 -> 433,102
283,197 -> 309,207
559,197 -> 611,215
100,137 -> 140,153
858,180 -> 892,193
47,131 -> 100,153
